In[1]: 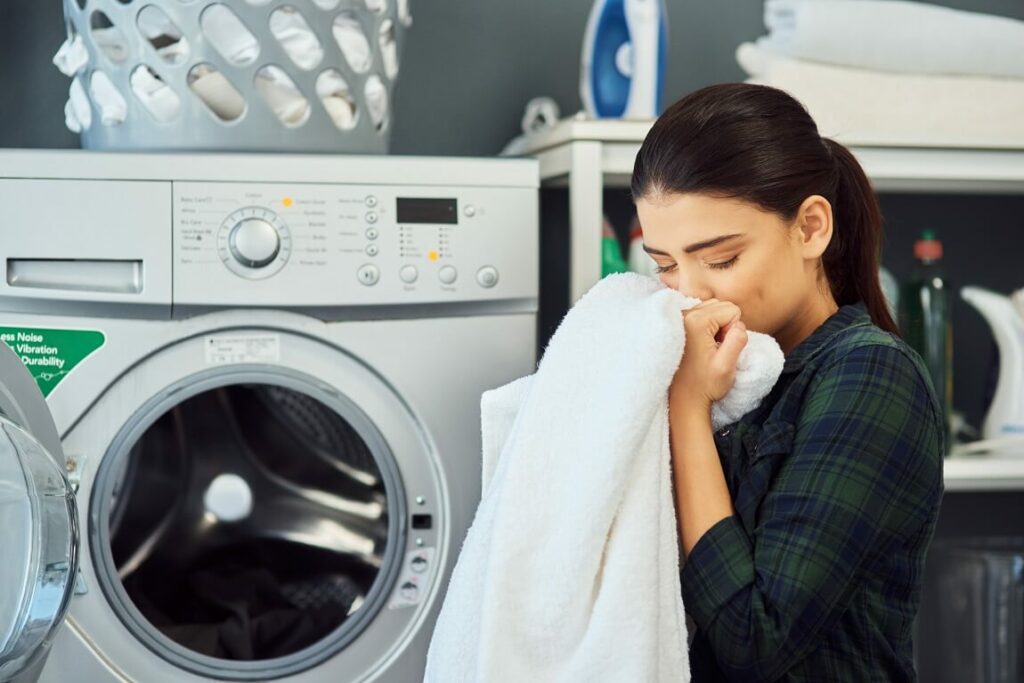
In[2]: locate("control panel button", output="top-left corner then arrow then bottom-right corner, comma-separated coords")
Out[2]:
366,244 -> 379,256
230,218 -> 280,268
357,264 -> 380,286
463,204 -> 476,218
476,266 -> 499,288
400,265 -> 418,283
366,212 -> 378,224
365,195 -> 378,207
410,556 -> 428,574
438,265 -> 457,285
365,227 -> 379,240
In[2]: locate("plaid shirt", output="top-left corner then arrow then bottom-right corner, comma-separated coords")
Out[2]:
681,301 -> 946,682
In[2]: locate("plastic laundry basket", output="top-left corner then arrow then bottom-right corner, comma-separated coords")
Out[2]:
57,0 -> 410,153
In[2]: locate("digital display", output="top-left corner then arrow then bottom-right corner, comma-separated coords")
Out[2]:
396,197 -> 458,225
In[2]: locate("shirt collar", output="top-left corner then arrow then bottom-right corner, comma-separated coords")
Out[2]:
781,301 -> 872,375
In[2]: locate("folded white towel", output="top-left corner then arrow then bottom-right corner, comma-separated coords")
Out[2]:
424,273 -> 784,683
737,42 -> 1024,149
758,0 -> 1024,80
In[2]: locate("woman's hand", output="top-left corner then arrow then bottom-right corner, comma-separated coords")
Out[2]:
669,298 -> 748,413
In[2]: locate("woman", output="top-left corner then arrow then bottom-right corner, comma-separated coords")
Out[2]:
632,83 -> 945,681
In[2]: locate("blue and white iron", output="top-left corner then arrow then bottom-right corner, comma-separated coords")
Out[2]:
580,0 -> 668,119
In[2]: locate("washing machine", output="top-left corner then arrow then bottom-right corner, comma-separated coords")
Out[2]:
0,150 -> 538,682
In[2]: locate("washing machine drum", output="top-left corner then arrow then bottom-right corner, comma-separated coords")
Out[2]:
0,345 -> 78,683
91,380 -> 394,670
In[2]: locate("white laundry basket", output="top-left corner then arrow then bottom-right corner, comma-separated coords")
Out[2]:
56,0 -> 410,153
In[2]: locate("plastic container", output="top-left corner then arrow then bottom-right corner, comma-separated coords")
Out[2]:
917,537 -> 1024,682
898,229 -> 953,448
57,0 -> 410,153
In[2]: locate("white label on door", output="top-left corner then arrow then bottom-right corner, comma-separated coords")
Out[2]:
204,333 -> 281,365
388,546 -> 436,610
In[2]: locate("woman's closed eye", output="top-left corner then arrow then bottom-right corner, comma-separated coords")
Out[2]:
654,255 -> 740,274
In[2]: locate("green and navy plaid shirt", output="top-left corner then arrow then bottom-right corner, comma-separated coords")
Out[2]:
681,300 -> 946,682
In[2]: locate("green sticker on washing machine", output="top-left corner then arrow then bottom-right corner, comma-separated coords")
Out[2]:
0,327 -> 105,397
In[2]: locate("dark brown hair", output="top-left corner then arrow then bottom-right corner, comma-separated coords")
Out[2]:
631,82 -> 898,335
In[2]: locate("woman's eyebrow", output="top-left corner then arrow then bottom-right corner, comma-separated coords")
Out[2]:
642,233 -> 744,256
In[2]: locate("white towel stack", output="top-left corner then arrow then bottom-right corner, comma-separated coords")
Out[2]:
738,0 -> 1024,148
424,273 -> 784,683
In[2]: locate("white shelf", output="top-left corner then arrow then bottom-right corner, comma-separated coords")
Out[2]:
521,117 -> 1024,192
514,117 -> 1024,302
944,455 -> 1024,492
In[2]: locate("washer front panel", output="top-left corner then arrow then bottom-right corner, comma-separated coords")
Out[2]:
61,330 -> 446,682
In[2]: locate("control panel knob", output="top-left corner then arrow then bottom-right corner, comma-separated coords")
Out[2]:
229,218 -> 281,268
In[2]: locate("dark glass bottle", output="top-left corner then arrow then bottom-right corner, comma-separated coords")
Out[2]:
898,229 -> 953,452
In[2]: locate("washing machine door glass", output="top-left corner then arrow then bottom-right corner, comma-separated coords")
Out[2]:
0,344 -> 79,682
90,373 -> 404,679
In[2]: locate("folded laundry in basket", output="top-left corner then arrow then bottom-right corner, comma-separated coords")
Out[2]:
255,67 -> 311,127
52,34 -> 89,77
88,71 -> 127,126
737,41 -> 1024,149
424,273 -> 784,683
64,78 -> 92,133
269,6 -> 325,71
130,67 -> 182,122
757,0 -> 1024,79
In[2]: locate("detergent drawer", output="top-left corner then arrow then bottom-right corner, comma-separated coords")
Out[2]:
0,178 -> 172,319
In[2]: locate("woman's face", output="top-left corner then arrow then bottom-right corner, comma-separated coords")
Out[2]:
635,191 -> 827,338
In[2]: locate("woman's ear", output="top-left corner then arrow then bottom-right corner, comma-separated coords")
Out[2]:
795,194 -> 833,259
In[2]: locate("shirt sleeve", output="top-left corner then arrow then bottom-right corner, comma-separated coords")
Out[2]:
678,342 -> 944,681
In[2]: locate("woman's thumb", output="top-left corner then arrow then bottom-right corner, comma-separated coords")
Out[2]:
718,321 -> 747,366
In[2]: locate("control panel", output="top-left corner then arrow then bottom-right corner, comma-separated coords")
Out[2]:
173,181 -> 537,308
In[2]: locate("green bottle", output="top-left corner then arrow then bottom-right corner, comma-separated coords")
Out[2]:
898,229 -> 953,452
601,218 -> 628,277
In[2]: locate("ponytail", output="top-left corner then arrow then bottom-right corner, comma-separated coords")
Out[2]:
821,138 -> 899,335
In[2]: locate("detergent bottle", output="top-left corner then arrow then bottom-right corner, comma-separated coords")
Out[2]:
601,217 -> 628,277
898,229 -> 953,449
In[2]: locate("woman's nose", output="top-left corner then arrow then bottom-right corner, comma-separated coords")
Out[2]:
672,272 -> 711,301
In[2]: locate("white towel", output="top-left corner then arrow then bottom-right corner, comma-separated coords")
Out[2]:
758,0 -> 1024,80
737,42 -> 1024,149
424,273 -> 784,683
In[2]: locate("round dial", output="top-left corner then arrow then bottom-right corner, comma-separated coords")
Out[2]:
217,207 -> 291,280
230,218 -> 280,268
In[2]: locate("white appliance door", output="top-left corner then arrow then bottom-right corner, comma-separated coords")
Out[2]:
0,342 -> 78,683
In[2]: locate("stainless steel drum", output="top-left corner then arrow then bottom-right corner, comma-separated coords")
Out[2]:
89,373 -> 406,678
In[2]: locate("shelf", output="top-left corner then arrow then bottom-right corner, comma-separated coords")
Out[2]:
513,115 -> 1024,303
944,454 -> 1024,492
521,117 -> 1024,192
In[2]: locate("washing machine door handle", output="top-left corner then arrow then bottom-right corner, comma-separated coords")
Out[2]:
0,343 -> 79,683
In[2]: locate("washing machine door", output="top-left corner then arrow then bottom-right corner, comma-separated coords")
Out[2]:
0,343 -> 79,683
